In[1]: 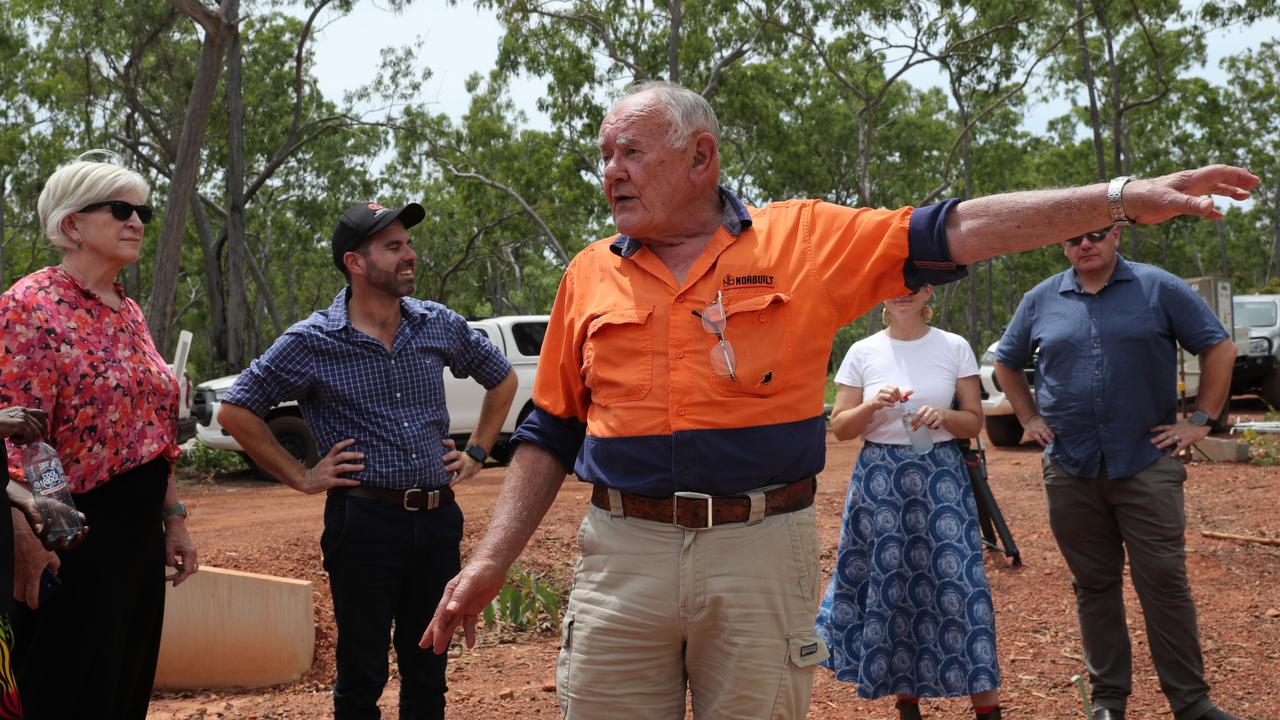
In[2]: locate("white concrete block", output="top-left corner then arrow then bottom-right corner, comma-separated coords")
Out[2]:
154,566 -> 314,689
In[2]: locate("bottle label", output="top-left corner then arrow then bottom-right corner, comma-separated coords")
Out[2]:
32,466 -> 65,495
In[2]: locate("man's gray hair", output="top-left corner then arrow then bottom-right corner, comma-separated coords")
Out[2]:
622,80 -> 721,149
38,150 -> 150,252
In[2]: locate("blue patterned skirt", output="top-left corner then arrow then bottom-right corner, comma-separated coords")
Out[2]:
815,440 -> 1000,699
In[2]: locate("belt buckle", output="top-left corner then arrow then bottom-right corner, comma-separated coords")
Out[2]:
403,488 -> 422,511
403,488 -> 442,511
673,491 -> 714,530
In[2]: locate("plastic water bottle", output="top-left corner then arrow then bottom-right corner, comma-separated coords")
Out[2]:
900,397 -> 934,455
21,441 -> 83,543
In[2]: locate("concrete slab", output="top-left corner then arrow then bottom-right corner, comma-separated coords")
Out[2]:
154,566 -> 314,689
1193,436 -> 1251,463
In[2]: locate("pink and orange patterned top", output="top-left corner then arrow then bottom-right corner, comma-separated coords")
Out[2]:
1,267 -> 179,493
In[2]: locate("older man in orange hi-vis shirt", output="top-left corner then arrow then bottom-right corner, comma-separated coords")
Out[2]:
422,80 -> 1257,720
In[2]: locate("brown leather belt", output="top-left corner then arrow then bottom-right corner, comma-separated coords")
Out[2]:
590,477 -> 816,529
343,485 -> 455,511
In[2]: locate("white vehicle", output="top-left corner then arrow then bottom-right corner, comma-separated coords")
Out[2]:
170,330 -> 196,443
977,341 -> 1032,447
192,315 -> 549,468
1230,294 -> 1280,407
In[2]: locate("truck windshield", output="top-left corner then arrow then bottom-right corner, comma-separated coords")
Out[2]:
1234,300 -> 1278,328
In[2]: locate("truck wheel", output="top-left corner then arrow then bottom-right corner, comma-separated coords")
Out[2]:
268,415 -> 319,468
1262,370 -> 1280,411
985,415 -> 1024,447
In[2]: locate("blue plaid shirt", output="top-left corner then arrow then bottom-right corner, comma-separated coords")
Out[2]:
224,288 -> 513,489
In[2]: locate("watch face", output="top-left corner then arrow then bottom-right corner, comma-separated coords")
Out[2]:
465,445 -> 486,462
1190,411 -> 1210,426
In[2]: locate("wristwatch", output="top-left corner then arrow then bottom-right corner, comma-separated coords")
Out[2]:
1107,175 -> 1137,227
161,501 -> 188,520
463,444 -> 488,463
1188,410 -> 1211,427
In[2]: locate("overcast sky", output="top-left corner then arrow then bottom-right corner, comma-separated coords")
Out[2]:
300,1 -> 1278,138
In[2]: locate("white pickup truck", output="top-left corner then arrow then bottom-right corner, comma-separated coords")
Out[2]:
191,315 -> 549,468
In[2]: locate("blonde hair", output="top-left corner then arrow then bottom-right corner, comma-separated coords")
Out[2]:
38,150 -> 150,251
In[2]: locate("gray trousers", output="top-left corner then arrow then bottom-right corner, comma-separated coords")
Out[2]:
1043,454 -> 1213,720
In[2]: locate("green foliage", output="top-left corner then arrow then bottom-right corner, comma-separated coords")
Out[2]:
179,444 -> 246,473
3,0 -> 1280,375
480,564 -> 567,634
1240,428 -> 1280,466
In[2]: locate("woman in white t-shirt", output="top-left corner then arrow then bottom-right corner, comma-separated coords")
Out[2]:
814,284 -> 1002,720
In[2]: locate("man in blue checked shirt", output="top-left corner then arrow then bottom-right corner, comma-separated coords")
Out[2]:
218,201 -> 516,720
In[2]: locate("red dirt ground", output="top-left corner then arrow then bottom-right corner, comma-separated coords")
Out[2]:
147,408 -> 1280,720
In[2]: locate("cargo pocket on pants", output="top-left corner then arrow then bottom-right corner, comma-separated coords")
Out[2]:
770,632 -> 830,719
556,613 -> 575,716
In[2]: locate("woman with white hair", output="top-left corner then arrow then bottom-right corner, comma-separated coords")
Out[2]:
815,285 -> 1002,720
0,151 -> 198,718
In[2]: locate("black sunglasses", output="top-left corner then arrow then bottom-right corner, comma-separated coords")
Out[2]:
77,200 -> 153,224
1065,225 -> 1114,247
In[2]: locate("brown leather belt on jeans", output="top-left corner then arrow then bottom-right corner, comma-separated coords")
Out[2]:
344,485 -> 455,511
590,476 -> 816,529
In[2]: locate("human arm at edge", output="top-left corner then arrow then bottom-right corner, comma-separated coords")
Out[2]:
944,166 -> 1258,265
1193,338 -> 1236,419
828,385 -> 873,441
940,375 -> 983,438
422,441 -> 568,653
452,370 -> 518,482
162,466 -> 198,586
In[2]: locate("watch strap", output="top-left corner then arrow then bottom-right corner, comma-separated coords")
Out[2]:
464,444 -> 487,462
161,501 -> 188,520
1107,175 -> 1137,226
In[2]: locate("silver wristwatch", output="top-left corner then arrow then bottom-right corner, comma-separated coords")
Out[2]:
1107,175 -> 1137,227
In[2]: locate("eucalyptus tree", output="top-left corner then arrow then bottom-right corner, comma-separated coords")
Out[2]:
1220,42 -> 1280,285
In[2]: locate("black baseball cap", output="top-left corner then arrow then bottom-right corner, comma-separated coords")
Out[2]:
331,201 -> 426,273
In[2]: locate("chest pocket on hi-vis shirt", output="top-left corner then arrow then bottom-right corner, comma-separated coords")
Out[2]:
710,291 -> 791,398
582,306 -> 654,406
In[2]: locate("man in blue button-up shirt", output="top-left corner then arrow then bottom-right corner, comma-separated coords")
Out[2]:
995,224 -> 1238,720
219,201 -> 516,720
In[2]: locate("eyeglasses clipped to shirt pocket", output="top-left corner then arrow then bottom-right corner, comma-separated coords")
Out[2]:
710,291 -> 791,398
583,306 -> 654,406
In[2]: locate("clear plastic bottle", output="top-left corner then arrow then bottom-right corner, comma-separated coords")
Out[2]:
899,397 -> 934,455
21,441 -> 83,544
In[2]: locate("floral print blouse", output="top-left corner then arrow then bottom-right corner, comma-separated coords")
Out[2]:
1,267 -> 179,493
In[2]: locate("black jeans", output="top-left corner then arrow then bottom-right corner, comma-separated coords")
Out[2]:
13,457 -> 169,720
321,490 -> 464,720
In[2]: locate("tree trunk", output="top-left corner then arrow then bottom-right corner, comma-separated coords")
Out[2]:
1270,191 -> 1280,283
1074,0 -> 1107,182
146,0 -> 236,355
0,174 -> 7,284
225,24 -> 248,370
1214,217 -> 1231,278
667,0 -> 681,84
191,198 -> 228,375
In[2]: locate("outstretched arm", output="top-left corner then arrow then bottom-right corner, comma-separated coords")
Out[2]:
422,442 -> 567,653
946,165 -> 1258,264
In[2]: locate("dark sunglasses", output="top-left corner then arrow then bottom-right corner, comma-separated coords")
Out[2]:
77,200 -> 153,224
1065,225 -> 1114,247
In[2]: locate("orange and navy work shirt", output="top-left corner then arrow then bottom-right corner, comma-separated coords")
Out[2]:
1,267 -> 180,493
511,188 -> 966,497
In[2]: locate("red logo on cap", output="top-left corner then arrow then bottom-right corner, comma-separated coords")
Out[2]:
367,203 -> 384,210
